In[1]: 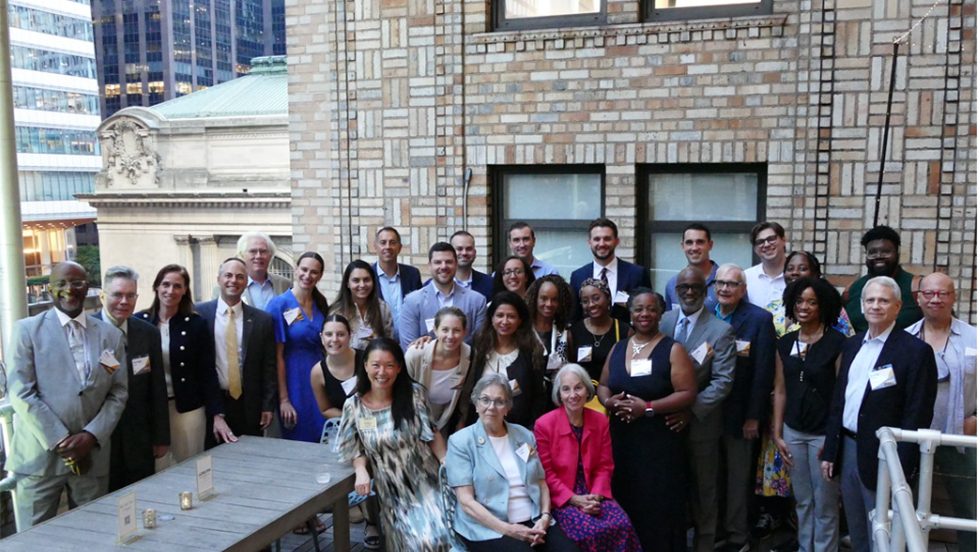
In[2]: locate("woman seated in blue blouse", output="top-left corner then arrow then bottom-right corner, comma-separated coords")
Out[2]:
446,372 -> 579,552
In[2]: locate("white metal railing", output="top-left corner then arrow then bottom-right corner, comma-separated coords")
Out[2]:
872,427 -> 978,552
0,398 -> 17,532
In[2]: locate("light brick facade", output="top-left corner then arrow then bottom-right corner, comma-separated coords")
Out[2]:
285,0 -> 976,321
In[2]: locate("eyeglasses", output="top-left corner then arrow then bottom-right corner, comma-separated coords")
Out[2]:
503,269 -> 524,277
754,235 -> 779,247
477,396 -> 507,409
108,292 -> 137,301
715,280 -> 743,289
54,280 -> 88,290
918,290 -> 953,300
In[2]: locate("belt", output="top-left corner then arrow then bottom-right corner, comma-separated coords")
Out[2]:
842,428 -> 858,440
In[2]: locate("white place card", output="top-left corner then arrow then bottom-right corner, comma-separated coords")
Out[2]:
197,455 -> 215,501
117,492 -> 137,543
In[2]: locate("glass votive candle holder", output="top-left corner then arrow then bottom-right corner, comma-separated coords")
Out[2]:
142,508 -> 157,529
179,491 -> 193,510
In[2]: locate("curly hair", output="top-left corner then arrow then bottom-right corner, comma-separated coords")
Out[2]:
782,276 -> 842,329
525,274 -> 575,330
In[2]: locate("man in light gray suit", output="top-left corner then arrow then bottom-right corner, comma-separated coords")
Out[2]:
398,242 -> 487,350
659,266 -> 736,552
6,262 -> 128,530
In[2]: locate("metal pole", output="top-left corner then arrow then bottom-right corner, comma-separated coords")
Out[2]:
0,0 -> 27,389
873,41 -> 900,226
873,455 -> 892,552
878,429 -> 927,552
916,434 -> 940,545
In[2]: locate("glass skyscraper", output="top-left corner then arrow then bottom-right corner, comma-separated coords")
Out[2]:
9,0 -> 101,278
92,0 -> 285,118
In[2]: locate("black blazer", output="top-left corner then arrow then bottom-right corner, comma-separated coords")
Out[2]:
99,314 -> 170,490
464,349 -> 547,430
137,310 -> 223,418
569,258 -> 652,321
196,300 -> 278,436
721,301 -> 777,437
821,328 -> 937,489
470,269 -> 494,301
374,262 -> 423,301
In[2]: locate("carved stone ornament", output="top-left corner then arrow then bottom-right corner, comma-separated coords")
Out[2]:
100,119 -> 161,188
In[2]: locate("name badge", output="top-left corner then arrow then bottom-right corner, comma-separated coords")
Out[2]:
630,359 -> 652,377
283,307 -> 302,326
132,355 -> 151,375
614,290 -> 630,305
869,365 -> 897,391
691,342 -> 710,365
447,373 -> 463,388
355,325 -> 373,341
509,378 -> 522,396
101,349 -> 121,374
341,376 -> 357,396
515,443 -> 531,463
546,353 -> 564,372
577,346 -> 593,362
425,318 -> 435,334
736,340 -> 751,357
358,416 -> 377,431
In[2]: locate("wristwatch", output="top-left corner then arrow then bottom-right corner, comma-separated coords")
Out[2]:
644,401 -> 655,417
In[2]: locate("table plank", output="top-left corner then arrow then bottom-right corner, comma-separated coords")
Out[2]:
0,436 -> 355,551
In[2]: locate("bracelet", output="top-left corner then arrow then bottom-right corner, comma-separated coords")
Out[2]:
540,512 -> 551,518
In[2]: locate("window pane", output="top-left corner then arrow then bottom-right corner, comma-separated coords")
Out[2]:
506,0 -> 600,18
503,173 -> 601,221
649,172 -> 757,222
654,0 -> 758,6
532,229 -> 593,281
649,232 -> 752,300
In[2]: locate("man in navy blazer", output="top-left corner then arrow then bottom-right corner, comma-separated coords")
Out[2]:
197,258 -> 278,448
821,276 -> 937,552
713,264 -> 777,551
373,226 -> 423,340
98,266 -> 170,491
398,242 -> 487,349
570,218 -> 651,321
451,230 -> 493,300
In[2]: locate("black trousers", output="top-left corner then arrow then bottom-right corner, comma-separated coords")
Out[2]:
204,393 -> 260,449
460,521 -> 579,552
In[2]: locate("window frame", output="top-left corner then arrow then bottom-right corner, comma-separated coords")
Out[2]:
492,0 -> 607,32
636,163 -> 767,281
644,0 -> 772,22
492,164 -> 605,271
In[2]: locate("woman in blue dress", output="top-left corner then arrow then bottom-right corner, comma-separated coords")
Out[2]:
266,251 -> 330,443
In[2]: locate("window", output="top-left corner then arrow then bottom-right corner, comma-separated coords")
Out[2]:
645,0 -> 771,21
494,0 -> 605,31
638,164 -> 765,296
494,165 -> 603,279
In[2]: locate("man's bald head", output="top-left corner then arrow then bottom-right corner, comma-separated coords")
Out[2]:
917,272 -> 956,322
50,261 -> 89,317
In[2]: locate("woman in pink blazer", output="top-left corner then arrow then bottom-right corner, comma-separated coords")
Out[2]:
534,363 -> 641,552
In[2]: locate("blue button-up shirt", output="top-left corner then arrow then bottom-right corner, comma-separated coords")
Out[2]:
245,277 -> 276,310
376,264 -> 404,327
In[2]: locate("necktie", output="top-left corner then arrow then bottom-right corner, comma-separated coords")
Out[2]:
600,267 -> 609,287
675,317 -> 690,342
68,320 -> 89,381
226,308 -> 242,399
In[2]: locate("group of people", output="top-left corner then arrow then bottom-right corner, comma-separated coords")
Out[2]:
4,218 -> 974,552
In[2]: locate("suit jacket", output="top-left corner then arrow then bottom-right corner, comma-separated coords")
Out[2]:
534,407 -> 614,507
469,269 -> 494,301
721,301 -> 777,437
212,273 -> 292,308
660,307 -> 736,441
445,421 -> 545,542
96,314 -> 169,489
374,261 -> 423,302
196,300 -> 278,436
821,328 -> 937,490
137,310 -> 223,417
570,257 -> 652,321
397,283 -> 487,350
6,310 -> 128,477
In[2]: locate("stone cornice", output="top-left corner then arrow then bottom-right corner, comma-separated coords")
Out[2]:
78,191 -> 291,209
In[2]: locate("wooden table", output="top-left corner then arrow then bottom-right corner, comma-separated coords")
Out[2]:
0,436 -> 355,551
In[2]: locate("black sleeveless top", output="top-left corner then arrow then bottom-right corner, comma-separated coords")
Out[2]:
319,349 -> 362,411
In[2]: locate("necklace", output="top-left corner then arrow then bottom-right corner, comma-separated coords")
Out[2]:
584,319 -> 608,348
630,336 -> 653,357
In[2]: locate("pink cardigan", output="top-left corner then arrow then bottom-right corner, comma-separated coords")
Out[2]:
533,407 -> 614,508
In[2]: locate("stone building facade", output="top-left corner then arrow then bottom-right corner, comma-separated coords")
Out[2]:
284,0 -> 976,321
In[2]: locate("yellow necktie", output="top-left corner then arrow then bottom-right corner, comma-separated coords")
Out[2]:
226,308 -> 242,399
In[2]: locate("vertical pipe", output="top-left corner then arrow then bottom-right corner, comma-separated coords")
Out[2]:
873,41 -> 900,226
873,456 -> 893,552
916,442 -> 937,545
0,0 -> 27,382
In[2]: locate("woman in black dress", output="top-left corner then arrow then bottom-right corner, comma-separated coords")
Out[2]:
597,288 -> 697,552
569,278 -> 624,382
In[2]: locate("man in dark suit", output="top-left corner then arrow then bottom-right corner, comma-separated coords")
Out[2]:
570,217 -> 651,321
821,276 -> 937,552
451,230 -> 493,300
373,226 -> 423,341
197,257 -> 278,447
98,266 -> 170,491
659,266 -> 736,552
713,264 -> 776,552
7,262 -> 128,529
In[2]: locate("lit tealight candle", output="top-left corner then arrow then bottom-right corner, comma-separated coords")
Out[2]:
179,491 -> 193,510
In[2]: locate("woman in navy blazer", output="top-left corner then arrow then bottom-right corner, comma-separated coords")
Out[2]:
446,372 -> 578,552
138,264 -> 224,466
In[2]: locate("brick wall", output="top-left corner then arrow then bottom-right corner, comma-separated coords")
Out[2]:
286,0 -> 976,321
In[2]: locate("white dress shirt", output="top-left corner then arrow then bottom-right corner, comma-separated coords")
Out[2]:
842,322 -> 896,432
744,263 -> 786,308
214,300 -> 244,391
592,257 -> 619,299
